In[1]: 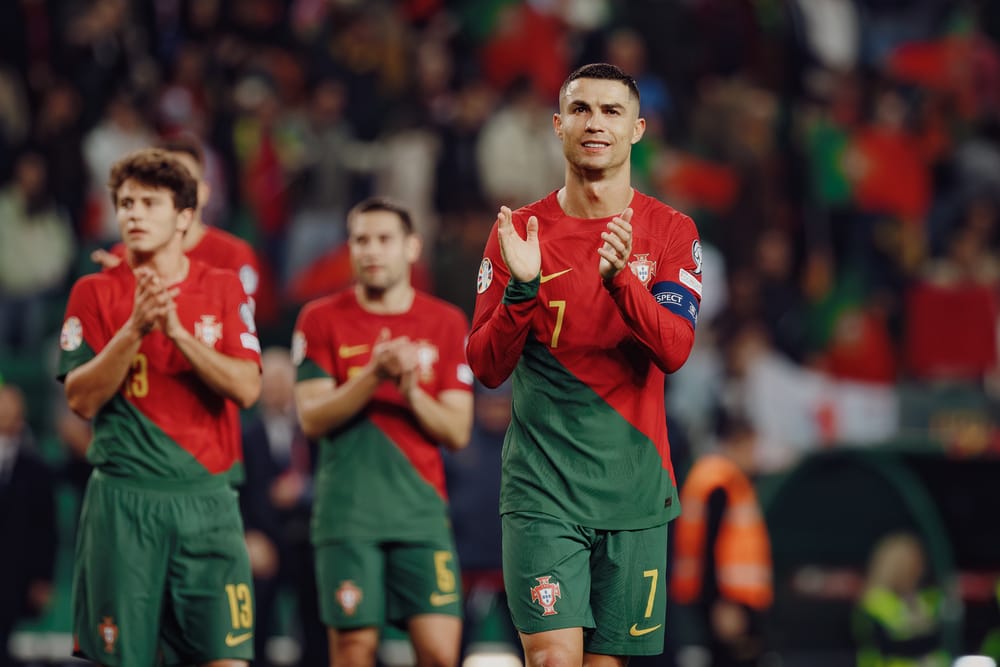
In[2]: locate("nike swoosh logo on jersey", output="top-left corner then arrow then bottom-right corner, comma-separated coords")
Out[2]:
339,344 -> 370,358
429,592 -> 459,607
225,632 -> 253,647
628,623 -> 662,637
540,268 -> 573,283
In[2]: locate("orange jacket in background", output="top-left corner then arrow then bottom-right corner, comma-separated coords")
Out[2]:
671,454 -> 773,609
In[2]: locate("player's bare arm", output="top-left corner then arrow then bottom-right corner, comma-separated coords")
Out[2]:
90,247 -> 123,270
497,206 -> 541,282
65,269 -> 167,419
160,289 -> 261,409
294,330 -> 404,439
598,207 -> 634,280
397,349 -> 473,451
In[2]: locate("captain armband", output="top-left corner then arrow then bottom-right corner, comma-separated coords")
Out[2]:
650,281 -> 699,329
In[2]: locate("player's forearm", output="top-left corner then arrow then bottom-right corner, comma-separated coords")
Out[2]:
605,270 -> 695,373
296,367 -> 381,439
64,323 -> 144,419
467,278 -> 539,387
169,329 -> 261,408
404,387 -> 473,451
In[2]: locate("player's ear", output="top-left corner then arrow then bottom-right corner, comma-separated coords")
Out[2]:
198,180 -> 211,211
631,117 -> 646,144
553,112 -> 563,140
176,207 -> 195,234
405,234 -> 422,264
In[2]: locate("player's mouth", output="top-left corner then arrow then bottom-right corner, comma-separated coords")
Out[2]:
581,141 -> 610,152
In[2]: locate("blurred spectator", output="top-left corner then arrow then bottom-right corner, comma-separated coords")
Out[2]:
0,67 -> 30,179
0,384 -> 57,667
444,380 -> 518,656
33,80 -> 88,231
81,91 -> 156,243
475,76 -> 564,207
852,532 -> 949,667
241,347 -> 326,667
670,413 -> 773,667
0,149 -> 76,351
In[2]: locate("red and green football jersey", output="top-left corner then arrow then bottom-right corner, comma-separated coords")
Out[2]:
58,260 -> 262,481
109,226 -> 260,484
111,226 -> 260,300
293,289 -> 474,544
468,190 -> 702,530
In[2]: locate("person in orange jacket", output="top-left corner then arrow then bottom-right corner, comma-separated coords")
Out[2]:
670,412 -> 773,667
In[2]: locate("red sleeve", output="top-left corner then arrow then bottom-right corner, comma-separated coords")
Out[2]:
65,277 -> 113,353
435,306 -> 474,393
294,302 -> 336,378
605,212 -> 701,374
466,220 -> 540,388
217,272 -> 262,366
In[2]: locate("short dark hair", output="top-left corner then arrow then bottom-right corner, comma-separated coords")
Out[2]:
560,63 -> 641,105
156,133 -> 205,169
108,148 -> 198,211
347,197 -> 415,234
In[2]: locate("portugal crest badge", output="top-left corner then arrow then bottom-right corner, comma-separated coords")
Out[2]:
98,616 -> 118,653
530,576 -> 562,616
336,580 -> 363,616
194,315 -> 223,347
628,254 -> 657,287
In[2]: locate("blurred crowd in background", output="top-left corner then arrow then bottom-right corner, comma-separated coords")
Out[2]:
1,0 -> 1000,665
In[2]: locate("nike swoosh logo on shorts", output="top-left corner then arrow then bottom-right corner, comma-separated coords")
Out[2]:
429,592 -> 459,607
629,623 -> 662,637
225,632 -> 253,647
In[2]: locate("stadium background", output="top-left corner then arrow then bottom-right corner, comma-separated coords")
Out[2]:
1,0 -> 999,665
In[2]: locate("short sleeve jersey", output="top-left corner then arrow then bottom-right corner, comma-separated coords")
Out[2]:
58,260 -> 262,481
469,190 -> 702,530
293,289 -> 474,544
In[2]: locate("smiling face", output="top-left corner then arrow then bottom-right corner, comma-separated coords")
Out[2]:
554,77 -> 645,176
116,179 -> 192,257
348,208 -> 420,294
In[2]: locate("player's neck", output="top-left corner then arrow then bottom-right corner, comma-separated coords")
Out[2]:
182,218 -> 207,251
355,281 -> 414,314
559,169 -> 634,219
133,248 -> 190,286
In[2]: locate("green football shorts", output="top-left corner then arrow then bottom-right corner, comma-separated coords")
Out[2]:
72,470 -> 255,666
315,538 -> 463,630
502,511 -> 668,656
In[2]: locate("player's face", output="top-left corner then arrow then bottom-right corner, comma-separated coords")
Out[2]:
554,78 -> 645,174
348,210 -> 420,292
116,179 -> 192,256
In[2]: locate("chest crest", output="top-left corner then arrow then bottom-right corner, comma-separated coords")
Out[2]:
194,315 -> 223,347
628,253 -> 657,287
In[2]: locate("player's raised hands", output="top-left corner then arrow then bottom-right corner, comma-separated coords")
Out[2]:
497,206 -> 541,282
598,207 -> 634,280
130,267 -> 168,336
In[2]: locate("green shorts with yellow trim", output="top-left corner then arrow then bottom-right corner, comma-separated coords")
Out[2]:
502,511 -> 668,656
72,470 -> 255,667
315,538 -> 463,630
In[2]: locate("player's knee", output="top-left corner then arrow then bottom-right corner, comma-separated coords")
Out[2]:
523,646 -> 579,667
413,644 -> 460,667
330,631 -> 378,667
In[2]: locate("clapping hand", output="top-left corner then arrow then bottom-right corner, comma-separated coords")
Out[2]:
598,207 -> 633,280
497,206 -> 541,282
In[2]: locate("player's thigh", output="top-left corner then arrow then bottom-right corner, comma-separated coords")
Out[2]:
385,539 -> 463,624
72,476 -> 171,667
502,511 -> 594,634
315,540 -> 386,629
161,487 -> 255,665
587,524 -> 668,657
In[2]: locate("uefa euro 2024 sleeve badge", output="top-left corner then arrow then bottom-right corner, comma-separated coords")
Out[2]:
530,576 -> 562,616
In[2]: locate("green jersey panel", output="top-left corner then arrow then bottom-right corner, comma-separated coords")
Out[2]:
312,419 -> 451,544
501,336 -> 678,530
